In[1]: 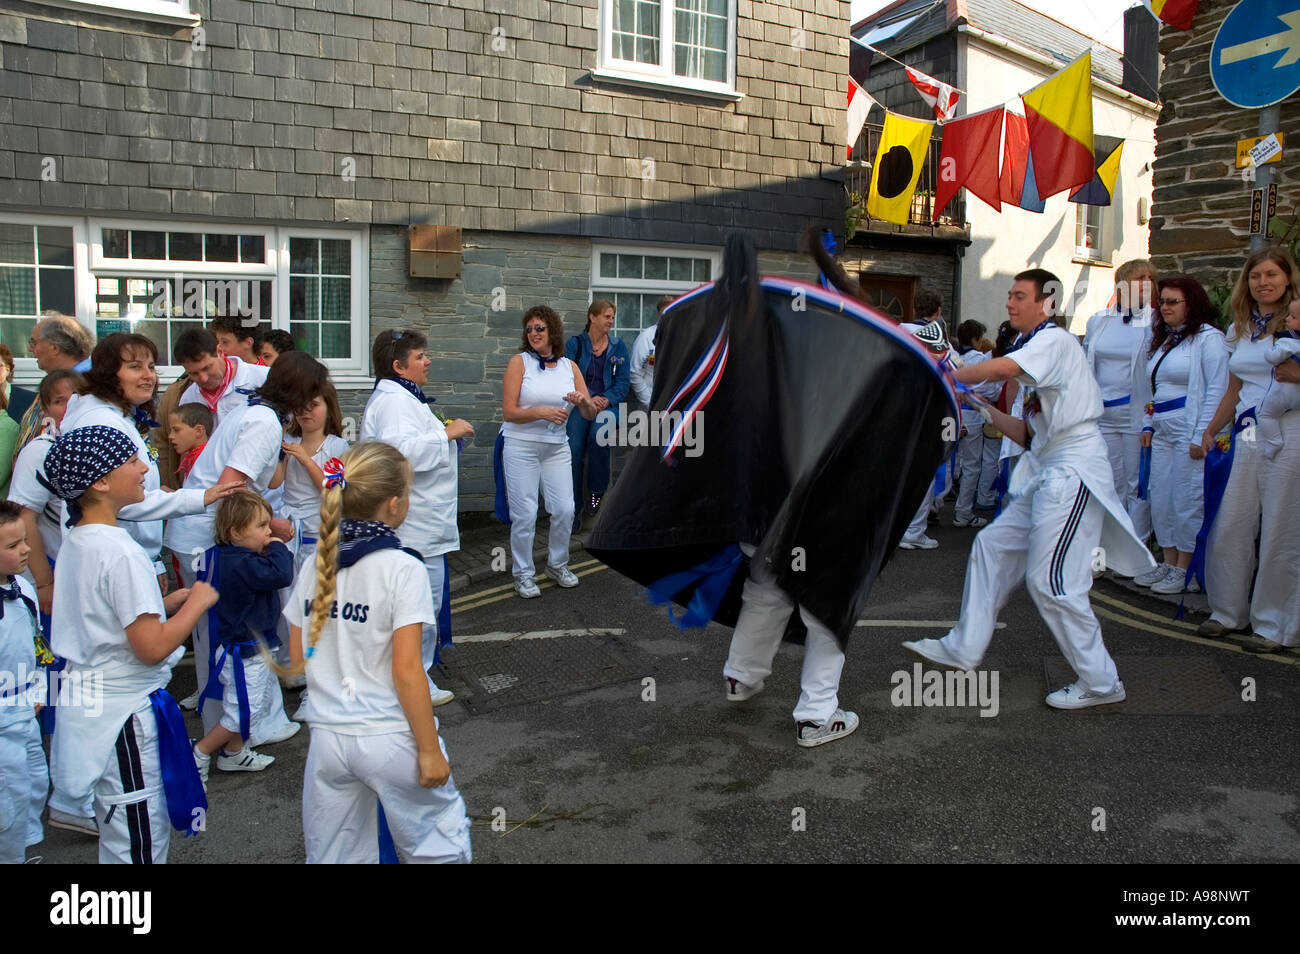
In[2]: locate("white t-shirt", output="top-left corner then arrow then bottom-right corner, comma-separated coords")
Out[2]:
1147,341 -> 1192,405
0,575 -> 39,726
8,434 -> 65,564
50,524 -> 166,669
1226,331 -> 1278,416
163,400 -> 284,557
1093,319 -> 1147,400
282,434 -> 350,532
629,324 -> 657,406
283,547 -> 436,736
1011,325 -> 1103,459
499,356 -> 576,444
178,356 -> 269,429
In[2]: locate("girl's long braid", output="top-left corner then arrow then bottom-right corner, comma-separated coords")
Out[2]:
308,482 -> 343,654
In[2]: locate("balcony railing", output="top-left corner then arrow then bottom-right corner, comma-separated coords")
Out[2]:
846,122 -> 966,233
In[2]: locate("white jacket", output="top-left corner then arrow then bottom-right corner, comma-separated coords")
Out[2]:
360,379 -> 459,557
1133,326 -> 1231,446
629,324 -> 657,406
60,393 -> 206,566
1082,306 -> 1154,433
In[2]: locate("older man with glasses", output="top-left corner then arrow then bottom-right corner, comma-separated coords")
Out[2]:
13,314 -> 94,461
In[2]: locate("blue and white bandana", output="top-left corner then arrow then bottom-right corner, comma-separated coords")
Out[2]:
39,425 -> 139,525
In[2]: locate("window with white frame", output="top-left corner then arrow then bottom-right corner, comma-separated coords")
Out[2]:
0,215 -> 368,374
1074,204 -> 1108,263
597,0 -> 737,96
41,0 -> 199,25
591,244 -> 719,343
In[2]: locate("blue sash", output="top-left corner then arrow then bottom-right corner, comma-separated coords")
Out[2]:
1103,395 -> 1131,408
1137,441 -> 1152,500
198,640 -> 256,740
492,430 -> 511,525
1152,395 -> 1187,413
1186,407 -> 1255,598
648,545 -> 744,629
37,555 -> 59,735
148,687 -> 208,835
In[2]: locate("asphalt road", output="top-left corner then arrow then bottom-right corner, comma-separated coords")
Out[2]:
33,507 -> 1300,865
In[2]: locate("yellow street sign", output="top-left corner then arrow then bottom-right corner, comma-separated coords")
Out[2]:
1236,133 -> 1284,168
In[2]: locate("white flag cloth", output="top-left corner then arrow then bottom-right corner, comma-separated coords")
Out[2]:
847,78 -> 872,159
905,66 -> 960,121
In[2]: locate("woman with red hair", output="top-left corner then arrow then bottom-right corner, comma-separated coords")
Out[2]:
1132,277 -> 1229,594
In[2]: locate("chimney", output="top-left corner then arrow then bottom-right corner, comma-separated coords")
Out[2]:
1122,5 -> 1159,101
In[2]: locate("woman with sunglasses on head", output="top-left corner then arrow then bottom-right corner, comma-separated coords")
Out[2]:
1131,277 -> 1228,594
1197,248 -> 1300,653
500,307 -> 598,598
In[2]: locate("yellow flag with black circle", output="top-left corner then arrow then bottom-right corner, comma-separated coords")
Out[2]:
867,112 -> 935,225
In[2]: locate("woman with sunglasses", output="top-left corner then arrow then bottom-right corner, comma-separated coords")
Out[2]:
1132,277 -> 1228,594
500,307 -> 599,599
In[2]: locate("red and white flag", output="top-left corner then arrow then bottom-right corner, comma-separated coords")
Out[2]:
847,78 -> 873,159
905,66 -> 960,121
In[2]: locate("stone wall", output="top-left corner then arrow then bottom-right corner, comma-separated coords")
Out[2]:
1150,0 -> 1300,288
0,0 -> 844,249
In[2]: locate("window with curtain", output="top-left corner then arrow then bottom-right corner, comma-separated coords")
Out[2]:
0,223 -> 75,358
601,0 -> 735,93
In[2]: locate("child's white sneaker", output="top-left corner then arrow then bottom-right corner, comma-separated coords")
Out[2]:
192,742 -> 211,787
796,709 -> 859,748
177,690 -> 200,711
1134,562 -> 1170,587
257,721 -> 301,745
217,746 -> 275,772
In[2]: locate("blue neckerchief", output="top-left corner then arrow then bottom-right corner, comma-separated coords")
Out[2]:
1277,329 -> 1300,340
529,349 -> 558,372
376,376 -> 433,405
1121,310 -> 1133,325
1250,311 -> 1271,341
338,519 -> 424,568
1005,319 -> 1056,355
132,405 -> 161,429
0,579 -> 36,622
245,390 -> 292,425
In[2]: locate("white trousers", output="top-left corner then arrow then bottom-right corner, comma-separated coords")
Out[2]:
905,489 -> 931,539
1257,380 -> 1300,459
723,552 -> 846,724
938,469 -> 1121,693
1099,410 -> 1151,540
503,437 -> 575,578
177,558 -> 293,744
217,651 -> 276,737
96,710 -> 170,864
303,726 -> 471,864
955,428 -> 999,521
1205,412 -> 1300,645
1148,431 -> 1203,554
421,555 -> 447,694
0,718 -> 44,863
26,717 -> 47,846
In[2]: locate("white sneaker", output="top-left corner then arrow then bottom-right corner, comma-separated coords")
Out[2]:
725,676 -> 764,702
255,721 -> 301,745
193,744 -> 211,787
177,690 -> 200,711
952,515 -> 989,528
430,686 -> 455,707
1134,562 -> 1170,587
514,575 -> 541,599
1045,680 -> 1126,710
544,565 -> 579,588
1150,565 -> 1189,594
292,689 -> 310,722
898,534 -> 939,550
902,638 -> 973,670
217,746 -> 275,772
47,808 -> 98,837
796,709 -> 859,748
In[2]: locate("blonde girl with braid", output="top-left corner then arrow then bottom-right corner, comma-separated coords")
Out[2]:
281,442 -> 471,864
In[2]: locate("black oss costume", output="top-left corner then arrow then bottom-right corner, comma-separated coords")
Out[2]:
587,235 -> 959,673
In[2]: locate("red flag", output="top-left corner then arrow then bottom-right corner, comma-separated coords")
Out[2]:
1000,110 -> 1046,213
932,107 -> 1003,219
905,66 -> 960,121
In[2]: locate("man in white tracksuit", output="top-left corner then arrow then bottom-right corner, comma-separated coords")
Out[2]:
360,330 -> 474,706
904,270 -> 1157,709
1082,260 -> 1157,543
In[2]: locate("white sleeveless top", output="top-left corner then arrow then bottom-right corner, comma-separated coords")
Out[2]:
501,354 -> 575,444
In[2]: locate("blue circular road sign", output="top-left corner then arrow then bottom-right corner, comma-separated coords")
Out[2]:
1211,0 -> 1300,107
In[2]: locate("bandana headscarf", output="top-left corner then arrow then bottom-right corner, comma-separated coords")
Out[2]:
39,425 -> 139,526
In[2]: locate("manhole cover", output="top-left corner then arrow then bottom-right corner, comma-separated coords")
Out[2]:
1043,656 -> 1242,715
436,633 -> 657,714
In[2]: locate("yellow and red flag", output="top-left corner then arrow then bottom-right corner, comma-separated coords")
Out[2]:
1021,53 -> 1095,202
1143,0 -> 1198,30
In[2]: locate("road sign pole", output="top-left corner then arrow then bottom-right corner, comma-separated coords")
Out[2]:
1252,104 -> 1281,252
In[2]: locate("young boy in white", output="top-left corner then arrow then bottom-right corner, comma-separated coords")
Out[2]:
0,503 -> 47,863
904,270 -> 1157,709
361,331 -> 473,706
1258,303 -> 1300,460
43,426 -> 216,863
283,443 -> 471,863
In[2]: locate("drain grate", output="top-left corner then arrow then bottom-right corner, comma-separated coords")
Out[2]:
436,633 -> 657,715
1043,656 -> 1243,715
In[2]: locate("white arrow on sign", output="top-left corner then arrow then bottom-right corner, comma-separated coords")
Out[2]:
1219,10 -> 1300,67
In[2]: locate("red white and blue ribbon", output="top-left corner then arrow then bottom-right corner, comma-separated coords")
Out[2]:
323,457 -> 346,490
659,318 -> 730,462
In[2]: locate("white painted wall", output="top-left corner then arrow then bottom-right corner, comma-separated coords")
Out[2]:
956,37 -> 1157,334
